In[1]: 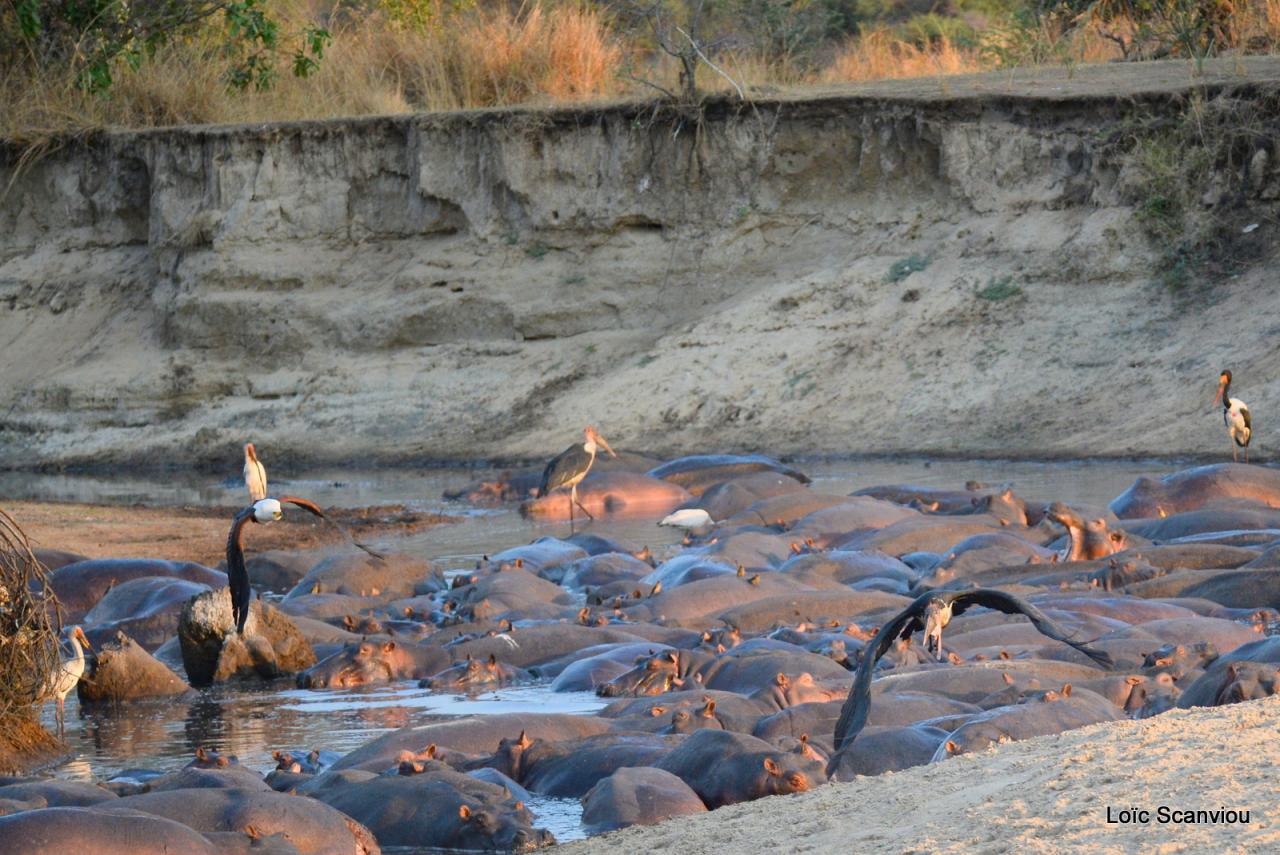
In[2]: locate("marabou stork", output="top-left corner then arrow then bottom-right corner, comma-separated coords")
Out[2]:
1214,370 -> 1252,462
539,426 -> 617,532
48,625 -> 92,737
832,588 -> 1114,751
226,496 -> 381,634
244,443 -> 268,502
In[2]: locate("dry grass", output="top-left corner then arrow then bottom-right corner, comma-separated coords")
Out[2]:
6,1 -> 1280,145
823,29 -> 985,84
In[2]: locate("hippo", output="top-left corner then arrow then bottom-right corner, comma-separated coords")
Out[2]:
835,516 -> 1016,557
932,686 -> 1124,759
448,566 -> 572,613
715,590 -> 910,633
0,808 -> 233,855
1110,463 -> 1280,519
488,731 -> 682,798
688,471 -> 811,521
285,553 -> 439,600
308,767 -> 553,851
298,640 -> 452,689
619,573 -> 817,627
547,643 -> 674,691
1045,503 -> 1131,561
47,559 -> 226,622
580,766 -> 707,833
244,550 -> 325,594
443,623 -> 649,670
82,577 -> 214,650
778,550 -> 918,592
723,493 -> 866,529
423,655 -> 532,691
826,725 -> 950,780
918,533 -> 1059,587
520,471 -> 691,521
331,714 -> 614,773
559,553 -> 653,590
1125,506 -> 1280,542
656,729 -> 826,808
1179,568 -> 1280,609
112,787 -> 379,855
749,672 -> 847,711
1176,637 -> 1280,708
444,468 -> 544,504
853,482 -> 1007,512
77,632 -> 190,703
0,780 -> 118,807
32,548 -> 89,571
599,690 -> 768,734
647,455 -> 810,495
598,649 -> 715,697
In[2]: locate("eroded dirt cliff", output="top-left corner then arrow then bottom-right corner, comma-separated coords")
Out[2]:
4,60 -> 1280,468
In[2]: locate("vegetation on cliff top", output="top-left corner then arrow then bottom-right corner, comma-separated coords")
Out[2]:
4,1 -> 1280,143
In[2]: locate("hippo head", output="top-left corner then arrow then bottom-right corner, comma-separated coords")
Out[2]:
296,641 -> 398,689
428,654 -> 504,690
1216,663 -> 1280,706
493,731 -> 535,780
667,698 -> 723,734
761,755 -> 818,797
451,803 -> 556,852
597,650 -> 685,697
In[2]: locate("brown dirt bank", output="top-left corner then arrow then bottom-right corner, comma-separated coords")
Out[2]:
558,695 -> 1280,854
6,500 -> 454,567
5,58 -> 1280,469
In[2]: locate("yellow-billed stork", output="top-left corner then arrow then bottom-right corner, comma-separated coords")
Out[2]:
1214,370 -> 1252,462
539,426 -> 617,532
244,443 -> 268,502
48,625 -> 92,737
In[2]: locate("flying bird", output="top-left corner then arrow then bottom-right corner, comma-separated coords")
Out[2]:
48,625 -> 93,737
832,588 -> 1113,752
243,443 -> 268,502
1214,370 -> 1252,462
226,496 -> 382,634
539,426 -> 617,532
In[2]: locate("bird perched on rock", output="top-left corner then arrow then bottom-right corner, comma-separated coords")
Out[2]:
832,588 -> 1113,751
1214,370 -> 1252,462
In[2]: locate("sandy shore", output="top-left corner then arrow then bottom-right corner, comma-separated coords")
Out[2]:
559,696 -> 1279,854
6,500 -> 454,567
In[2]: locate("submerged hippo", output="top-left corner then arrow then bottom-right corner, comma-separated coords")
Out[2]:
297,640 -> 452,689
423,655 -> 532,691
1110,463 -> 1280,519
520,471 -> 691,522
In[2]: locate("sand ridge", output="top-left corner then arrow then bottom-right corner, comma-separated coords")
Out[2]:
558,695 -> 1279,854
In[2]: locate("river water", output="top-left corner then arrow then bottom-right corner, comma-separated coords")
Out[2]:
21,456 -> 1186,842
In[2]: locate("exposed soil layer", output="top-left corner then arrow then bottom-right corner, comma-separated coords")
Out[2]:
4,58 -> 1280,469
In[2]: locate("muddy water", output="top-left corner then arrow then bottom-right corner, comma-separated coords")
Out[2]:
20,456 -> 1184,842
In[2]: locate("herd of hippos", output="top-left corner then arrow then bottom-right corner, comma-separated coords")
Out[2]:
2,369 -> 1278,853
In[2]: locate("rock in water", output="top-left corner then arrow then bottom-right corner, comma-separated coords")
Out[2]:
77,632 -> 189,702
178,589 -> 316,686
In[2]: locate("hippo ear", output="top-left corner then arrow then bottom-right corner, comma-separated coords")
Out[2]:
649,706 -> 667,717
700,700 -> 716,717
666,651 -> 679,664
518,731 -> 532,749
343,615 -> 355,630
514,801 -> 524,812
272,750 -> 283,761
196,747 -> 208,761
217,756 -> 229,767
716,644 -> 726,654
1126,676 -> 1143,685
1062,683 -> 1072,697
458,805 -> 472,821
947,652 -> 963,666
426,744 -> 438,758
245,825 -> 261,840
382,641 -> 396,653
1227,663 -> 1240,680
763,757 -> 781,776
487,654 -> 498,668
775,673 -> 789,687
701,631 -> 712,642
945,741 -> 959,754
1002,673 -> 1014,685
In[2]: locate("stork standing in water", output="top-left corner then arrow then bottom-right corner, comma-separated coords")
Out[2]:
1214,370 -> 1252,462
48,626 -> 92,737
539,426 -> 617,533
244,443 -> 268,501
226,497 -> 381,634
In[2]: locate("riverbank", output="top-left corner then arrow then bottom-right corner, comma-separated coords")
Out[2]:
560,695 -> 1280,854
